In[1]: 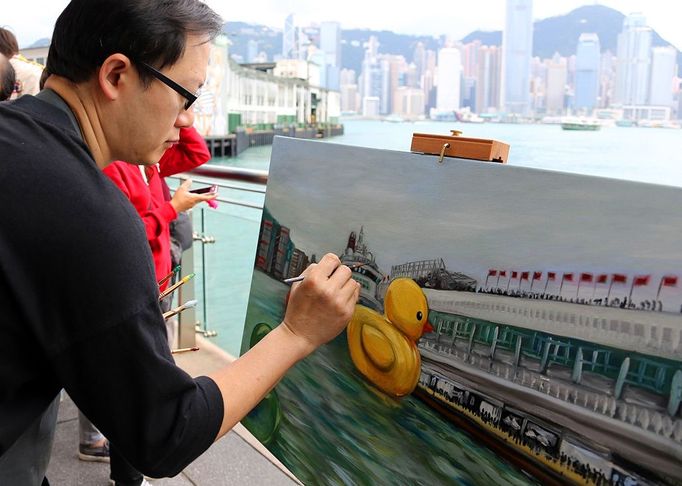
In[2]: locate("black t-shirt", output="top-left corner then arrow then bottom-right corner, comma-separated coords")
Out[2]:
0,95 -> 223,477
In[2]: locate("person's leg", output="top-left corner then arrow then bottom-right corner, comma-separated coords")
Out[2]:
0,394 -> 60,486
78,411 -> 110,462
109,442 -> 144,486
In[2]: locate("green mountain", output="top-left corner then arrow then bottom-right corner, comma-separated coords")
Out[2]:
462,5 -> 681,74
225,5 -> 681,76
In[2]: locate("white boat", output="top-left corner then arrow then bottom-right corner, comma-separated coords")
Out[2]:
340,227 -> 386,312
560,116 -> 601,131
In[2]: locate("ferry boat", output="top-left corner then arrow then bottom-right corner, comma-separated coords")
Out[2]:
413,285 -> 682,485
560,117 -> 601,131
340,227 -> 386,312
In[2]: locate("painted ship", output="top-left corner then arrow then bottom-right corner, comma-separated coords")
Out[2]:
340,227 -> 386,312
411,281 -> 682,485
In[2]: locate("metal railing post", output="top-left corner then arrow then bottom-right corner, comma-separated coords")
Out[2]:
177,211 -> 198,348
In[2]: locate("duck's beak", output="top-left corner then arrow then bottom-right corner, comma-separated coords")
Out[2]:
422,320 -> 434,335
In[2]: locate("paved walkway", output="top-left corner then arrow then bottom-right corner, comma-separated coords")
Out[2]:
46,338 -> 299,486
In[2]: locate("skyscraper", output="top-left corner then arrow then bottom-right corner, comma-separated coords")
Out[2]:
320,22 -> 342,68
282,14 -> 296,59
361,36 -> 383,114
476,45 -> 502,114
436,47 -> 462,112
614,13 -> 652,106
545,53 -> 567,115
316,22 -> 342,91
413,42 -> 427,79
649,46 -> 677,107
502,0 -> 534,114
575,33 -> 601,112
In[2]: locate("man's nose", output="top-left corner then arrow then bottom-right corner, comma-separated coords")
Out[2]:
175,106 -> 195,128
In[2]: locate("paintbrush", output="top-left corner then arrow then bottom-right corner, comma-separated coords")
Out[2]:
158,265 -> 181,288
283,262 -> 367,284
162,299 -> 198,320
159,273 -> 195,301
171,346 -> 199,354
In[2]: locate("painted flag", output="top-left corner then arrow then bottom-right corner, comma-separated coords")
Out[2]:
533,271 -> 542,281
512,271 -> 518,279
662,275 -> 678,287
633,275 -> 650,286
563,273 -> 574,282
547,272 -> 556,281
521,271 -> 529,281
580,273 -> 593,283
597,274 -> 608,284
612,274 -> 627,284
500,271 -> 507,277
488,269 -> 497,277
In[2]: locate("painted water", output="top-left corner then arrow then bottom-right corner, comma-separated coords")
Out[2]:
242,271 -> 538,486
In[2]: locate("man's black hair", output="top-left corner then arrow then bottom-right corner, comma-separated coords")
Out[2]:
0,56 -> 16,101
45,0 -> 223,86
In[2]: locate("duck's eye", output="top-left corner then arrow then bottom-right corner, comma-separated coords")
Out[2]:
417,311 -> 423,321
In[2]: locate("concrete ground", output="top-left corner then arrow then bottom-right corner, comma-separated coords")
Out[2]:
46,337 -> 299,486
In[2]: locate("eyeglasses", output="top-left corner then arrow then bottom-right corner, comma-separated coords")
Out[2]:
138,62 -> 198,111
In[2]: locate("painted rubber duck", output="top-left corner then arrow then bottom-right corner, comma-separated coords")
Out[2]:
347,278 -> 433,397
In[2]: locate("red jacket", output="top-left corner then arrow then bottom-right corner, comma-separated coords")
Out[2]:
103,127 -> 210,289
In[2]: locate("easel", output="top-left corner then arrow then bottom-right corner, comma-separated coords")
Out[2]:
411,130 -> 510,164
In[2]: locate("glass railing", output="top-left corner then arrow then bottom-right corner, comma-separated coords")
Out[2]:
167,165 -> 267,357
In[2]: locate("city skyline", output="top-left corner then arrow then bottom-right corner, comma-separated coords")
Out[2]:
4,0 -> 682,50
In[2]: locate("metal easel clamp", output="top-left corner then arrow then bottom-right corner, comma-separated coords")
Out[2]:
438,143 -> 451,164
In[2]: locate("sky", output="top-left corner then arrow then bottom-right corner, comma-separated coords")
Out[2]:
3,0 -> 680,50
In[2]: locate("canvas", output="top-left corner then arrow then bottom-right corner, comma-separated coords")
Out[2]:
241,136 -> 682,485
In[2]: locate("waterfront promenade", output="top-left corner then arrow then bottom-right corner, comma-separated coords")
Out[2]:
46,337 -> 299,485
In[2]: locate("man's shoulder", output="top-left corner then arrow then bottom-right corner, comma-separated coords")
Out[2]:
0,94 -> 71,125
0,97 -> 88,169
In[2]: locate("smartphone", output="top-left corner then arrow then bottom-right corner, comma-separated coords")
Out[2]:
189,185 -> 217,194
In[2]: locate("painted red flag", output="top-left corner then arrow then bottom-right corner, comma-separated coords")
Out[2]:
547,272 -> 556,281
499,271 -> 507,277
597,274 -> 608,284
533,271 -> 542,280
488,269 -> 497,277
580,273 -> 593,283
512,271 -> 518,279
521,271 -> 529,281
662,275 -> 678,287
563,273 -> 574,282
612,274 -> 627,284
634,275 -> 650,286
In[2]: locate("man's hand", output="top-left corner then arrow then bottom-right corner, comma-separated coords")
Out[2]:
209,253 -> 359,438
281,253 -> 361,358
170,178 -> 217,213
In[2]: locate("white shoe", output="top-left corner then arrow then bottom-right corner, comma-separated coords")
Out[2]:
108,479 -> 152,485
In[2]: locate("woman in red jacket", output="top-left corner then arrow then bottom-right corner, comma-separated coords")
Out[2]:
103,125 -> 216,292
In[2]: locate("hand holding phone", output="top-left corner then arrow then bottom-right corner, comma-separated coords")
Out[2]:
171,180 -> 219,213
189,185 -> 217,194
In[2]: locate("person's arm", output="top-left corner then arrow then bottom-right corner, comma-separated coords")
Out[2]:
55,252 -> 358,475
158,127 -> 211,177
209,253 -> 360,437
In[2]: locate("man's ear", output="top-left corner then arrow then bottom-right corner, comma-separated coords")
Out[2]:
98,54 -> 133,101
